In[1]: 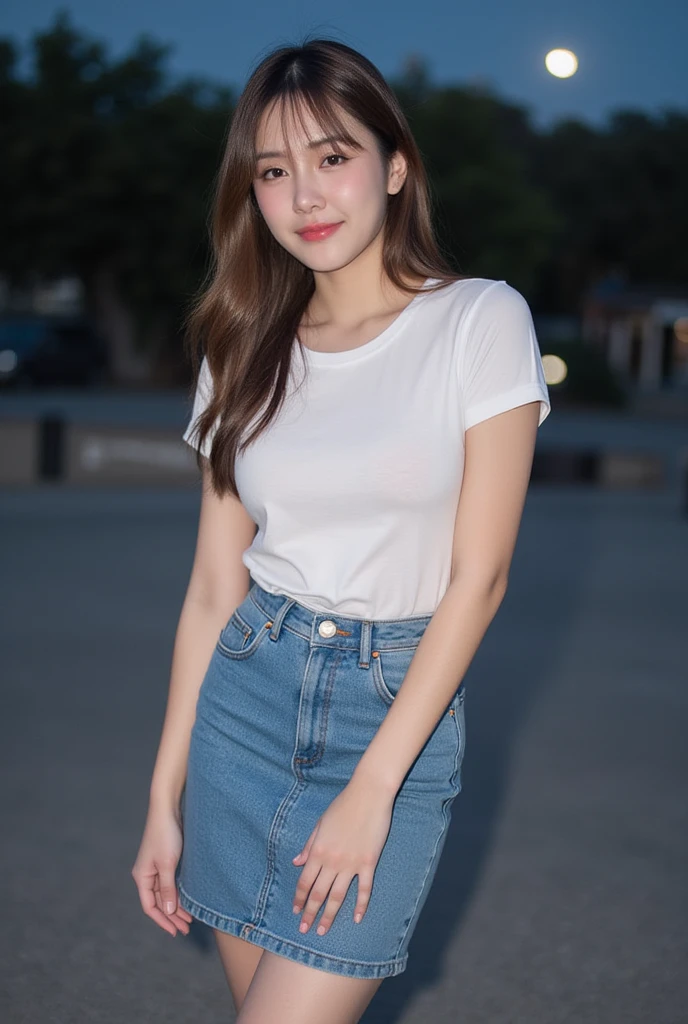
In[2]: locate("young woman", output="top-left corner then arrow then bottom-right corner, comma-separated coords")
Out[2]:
132,38 -> 550,1024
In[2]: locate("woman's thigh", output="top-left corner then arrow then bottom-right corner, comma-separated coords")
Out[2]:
236,949 -> 384,1024
214,930 -> 265,1012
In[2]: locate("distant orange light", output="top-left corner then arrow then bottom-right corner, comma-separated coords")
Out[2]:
674,317 -> 688,344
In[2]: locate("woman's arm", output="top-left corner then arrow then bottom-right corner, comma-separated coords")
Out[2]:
351,399 -> 541,794
132,460 -> 257,936
148,460 -> 258,816
290,400 -> 543,937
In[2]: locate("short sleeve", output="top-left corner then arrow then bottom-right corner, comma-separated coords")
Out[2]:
182,355 -> 218,458
459,281 -> 551,430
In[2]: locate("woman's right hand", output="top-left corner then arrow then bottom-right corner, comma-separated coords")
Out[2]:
131,806 -> 194,937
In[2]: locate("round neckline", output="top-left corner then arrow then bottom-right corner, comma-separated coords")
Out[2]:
297,277 -> 442,367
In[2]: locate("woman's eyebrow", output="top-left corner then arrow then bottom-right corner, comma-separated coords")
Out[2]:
255,135 -> 352,161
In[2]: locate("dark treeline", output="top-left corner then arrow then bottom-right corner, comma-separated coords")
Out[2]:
1,13 -> 686,382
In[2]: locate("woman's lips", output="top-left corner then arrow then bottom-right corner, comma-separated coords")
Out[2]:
296,222 -> 343,242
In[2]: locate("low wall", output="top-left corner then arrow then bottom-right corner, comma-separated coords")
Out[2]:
0,414 -> 677,493
1,417 -> 199,487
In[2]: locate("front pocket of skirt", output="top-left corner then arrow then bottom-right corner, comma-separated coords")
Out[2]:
370,648 -> 416,706
216,608 -> 271,660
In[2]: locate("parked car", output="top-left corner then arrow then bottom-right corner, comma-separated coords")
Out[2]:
0,314 -> 109,388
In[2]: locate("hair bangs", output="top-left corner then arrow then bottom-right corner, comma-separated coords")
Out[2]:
260,86 -> 365,167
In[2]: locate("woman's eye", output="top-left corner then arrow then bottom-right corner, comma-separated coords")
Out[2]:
261,167 -> 285,180
259,154 -> 347,180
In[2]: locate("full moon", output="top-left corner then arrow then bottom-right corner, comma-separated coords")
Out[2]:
545,49 -> 579,79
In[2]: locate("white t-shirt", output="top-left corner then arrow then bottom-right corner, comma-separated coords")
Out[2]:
183,277 -> 551,619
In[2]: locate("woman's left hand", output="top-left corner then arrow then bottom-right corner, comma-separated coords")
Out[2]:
292,776 -> 395,935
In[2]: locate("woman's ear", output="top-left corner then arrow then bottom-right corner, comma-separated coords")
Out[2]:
387,150 -> 408,195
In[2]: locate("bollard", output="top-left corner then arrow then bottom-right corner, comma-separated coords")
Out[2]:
531,449 -> 599,485
38,414 -> 65,481
682,448 -> 688,518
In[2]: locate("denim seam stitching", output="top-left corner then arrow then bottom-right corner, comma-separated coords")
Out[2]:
216,623 -> 271,659
291,647 -> 314,781
371,654 -> 396,705
252,778 -> 304,928
394,798 -> 452,959
178,884 -> 406,970
294,650 -> 342,764
449,705 -> 465,796
230,607 -> 253,635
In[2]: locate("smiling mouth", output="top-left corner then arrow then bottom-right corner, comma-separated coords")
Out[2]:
296,222 -> 343,241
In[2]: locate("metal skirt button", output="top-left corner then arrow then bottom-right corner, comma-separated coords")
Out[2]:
318,619 -> 337,638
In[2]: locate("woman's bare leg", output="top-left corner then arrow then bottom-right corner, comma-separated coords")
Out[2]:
214,930 -> 266,1012
236,950 -> 385,1024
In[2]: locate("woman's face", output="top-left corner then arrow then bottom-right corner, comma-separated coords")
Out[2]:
252,99 -> 406,273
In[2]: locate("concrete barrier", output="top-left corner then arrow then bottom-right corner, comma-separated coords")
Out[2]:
0,419 -> 38,485
0,417 -> 199,487
66,424 -> 198,486
597,452 -> 666,489
530,448 -> 666,489
0,415 -> 672,492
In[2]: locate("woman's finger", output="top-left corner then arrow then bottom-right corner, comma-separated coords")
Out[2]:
292,821 -> 319,867
136,878 -> 178,936
293,861 -> 323,914
313,877 -> 352,935
157,864 -> 180,917
290,835 -> 321,909
293,856 -> 324,918
168,910 -> 191,935
153,881 -> 164,915
353,868 -> 374,923
298,867 -> 337,933
154,878 -> 192,930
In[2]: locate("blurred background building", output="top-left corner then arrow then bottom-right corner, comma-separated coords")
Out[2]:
583,276 -> 688,390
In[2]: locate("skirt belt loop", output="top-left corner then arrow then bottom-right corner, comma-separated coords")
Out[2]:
268,595 -> 296,641
359,620 -> 373,669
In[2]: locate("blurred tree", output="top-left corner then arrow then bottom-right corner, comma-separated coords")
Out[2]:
1,15 -> 686,383
392,63 -> 563,296
0,11 -> 232,382
531,110 -> 688,313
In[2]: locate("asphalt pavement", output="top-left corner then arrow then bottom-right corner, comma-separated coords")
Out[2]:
1,482 -> 686,1023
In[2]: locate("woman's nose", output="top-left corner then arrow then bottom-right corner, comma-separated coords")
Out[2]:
292,177 -> 325,214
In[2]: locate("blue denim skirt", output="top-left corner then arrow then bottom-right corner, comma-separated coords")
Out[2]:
177,577 -> 466,979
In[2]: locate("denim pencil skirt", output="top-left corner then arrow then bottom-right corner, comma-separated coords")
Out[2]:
176,577 -> 466,980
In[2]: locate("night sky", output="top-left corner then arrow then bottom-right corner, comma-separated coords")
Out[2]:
3,0 -> 686,130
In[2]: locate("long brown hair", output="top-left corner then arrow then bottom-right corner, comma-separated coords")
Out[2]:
185,37 -> 465,497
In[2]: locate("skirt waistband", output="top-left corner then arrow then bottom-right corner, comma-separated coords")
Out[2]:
247,577 -> 433,659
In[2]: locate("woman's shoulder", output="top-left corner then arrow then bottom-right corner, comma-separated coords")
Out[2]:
430,275 -> 523,305
428,276 -> 533,327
